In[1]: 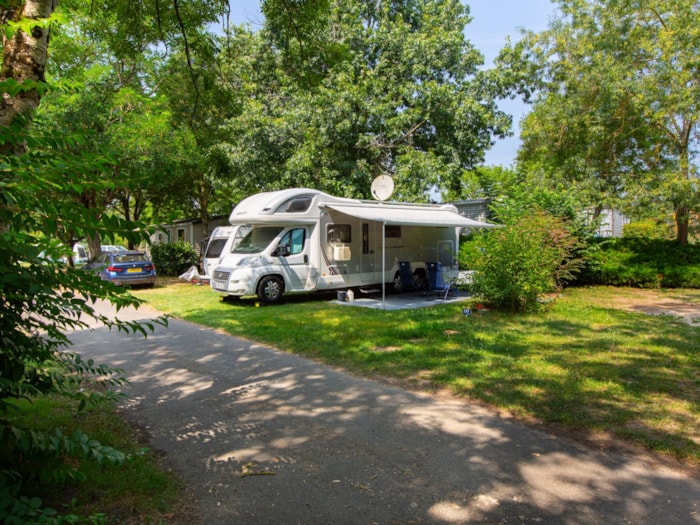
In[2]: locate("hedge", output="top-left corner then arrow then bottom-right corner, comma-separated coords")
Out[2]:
150,241 -> 199,276
575,238 -> 700,288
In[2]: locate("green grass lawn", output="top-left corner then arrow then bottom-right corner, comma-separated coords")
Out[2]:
135,282 -> 700,464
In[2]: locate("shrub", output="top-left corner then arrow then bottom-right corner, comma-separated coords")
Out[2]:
151,241 -> 199,276
461,212 -> 583,312
623,219 -> 673,240
577,238 -> 700,288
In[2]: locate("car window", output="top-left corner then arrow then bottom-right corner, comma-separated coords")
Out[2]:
114,254 -> 147,263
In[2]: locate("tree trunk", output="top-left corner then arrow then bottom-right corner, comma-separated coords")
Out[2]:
86,231 -> 101,260
0,0 -> 56,138
198,178 -> 210,238
675,203 -> 689,246
674,133 -> 692,246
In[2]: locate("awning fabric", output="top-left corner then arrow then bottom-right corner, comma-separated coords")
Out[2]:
323,204 -> 498,228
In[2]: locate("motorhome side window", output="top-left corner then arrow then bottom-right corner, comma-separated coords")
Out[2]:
385,225 -> 401,238
327,224 -> 351,243
279,228 -> 306,255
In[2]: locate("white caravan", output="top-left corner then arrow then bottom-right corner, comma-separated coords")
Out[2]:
201,225 -> 251,277
210,188 -> 495,303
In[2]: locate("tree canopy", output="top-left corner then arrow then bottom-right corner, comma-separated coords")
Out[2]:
512,0 -> 699,244
216,0 -> 513,201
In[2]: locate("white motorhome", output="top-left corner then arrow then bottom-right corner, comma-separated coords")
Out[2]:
201,225 -> 251,276
210,188 -> 495,303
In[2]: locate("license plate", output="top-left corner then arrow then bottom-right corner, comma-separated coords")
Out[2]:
127,268 -> 142,273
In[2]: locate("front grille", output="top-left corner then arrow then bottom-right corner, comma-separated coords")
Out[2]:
212,269 -> 230,291
213,270 -> 230,281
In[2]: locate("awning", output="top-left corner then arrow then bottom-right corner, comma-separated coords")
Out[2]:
323,204 -> 499,228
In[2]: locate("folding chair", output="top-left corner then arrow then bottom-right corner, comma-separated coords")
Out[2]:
397,261 -> 428,295
426,262 -> 458,300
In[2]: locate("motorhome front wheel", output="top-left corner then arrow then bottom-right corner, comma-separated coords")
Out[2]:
257,275 -> 284,303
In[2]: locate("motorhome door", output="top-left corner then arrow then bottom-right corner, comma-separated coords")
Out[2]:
361,222 -> 380,282
276,226 -> 314,291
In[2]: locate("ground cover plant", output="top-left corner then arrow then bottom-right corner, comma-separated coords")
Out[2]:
135,282 -> 700,466
5,395 -> 185,524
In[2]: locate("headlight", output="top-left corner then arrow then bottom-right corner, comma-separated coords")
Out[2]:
238,257 -> 261,268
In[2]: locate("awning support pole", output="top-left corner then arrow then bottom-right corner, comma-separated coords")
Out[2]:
382,221 -> 386,309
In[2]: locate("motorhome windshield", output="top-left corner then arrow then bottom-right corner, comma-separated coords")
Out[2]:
233,226 -> 283,254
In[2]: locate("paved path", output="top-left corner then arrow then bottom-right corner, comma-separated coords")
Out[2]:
70,303 -> 700,524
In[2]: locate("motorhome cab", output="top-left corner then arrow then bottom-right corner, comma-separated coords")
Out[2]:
211,188 -> 495,303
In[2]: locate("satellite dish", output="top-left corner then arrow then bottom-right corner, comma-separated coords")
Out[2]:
371,175 -> 394,201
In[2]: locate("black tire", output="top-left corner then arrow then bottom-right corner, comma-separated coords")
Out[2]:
257,275 -> 284,303
392,272 -> 403,293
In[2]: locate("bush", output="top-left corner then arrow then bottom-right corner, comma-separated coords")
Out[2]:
151,241 -> 199,276
623,219 -> 673,240
576,238 -> 700,288
461,212 -> 583,312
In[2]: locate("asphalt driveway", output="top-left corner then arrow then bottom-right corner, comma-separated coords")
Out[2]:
70,302 -> 700,524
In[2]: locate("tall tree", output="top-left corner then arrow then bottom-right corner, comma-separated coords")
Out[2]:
513,0 -> 699,244
220,0 -> 513,201
0,0 -> 54,139
37,5 -> 173,253
155,40 -> 247,235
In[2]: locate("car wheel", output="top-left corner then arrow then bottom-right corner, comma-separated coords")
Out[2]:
257,276 -> 284,303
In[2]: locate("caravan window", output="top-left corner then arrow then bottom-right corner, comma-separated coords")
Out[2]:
233,227 -> 283,254
327,224 -> 351,243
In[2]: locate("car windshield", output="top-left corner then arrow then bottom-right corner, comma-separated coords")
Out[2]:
233,226 -> 283,254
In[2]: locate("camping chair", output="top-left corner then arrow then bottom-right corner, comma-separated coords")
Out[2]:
397,261 -> 428,295
426,262 -> 458,300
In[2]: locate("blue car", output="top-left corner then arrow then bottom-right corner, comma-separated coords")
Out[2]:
85,251 -> 157,287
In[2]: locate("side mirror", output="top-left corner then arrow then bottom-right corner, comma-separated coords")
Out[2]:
275,243 -> 291,257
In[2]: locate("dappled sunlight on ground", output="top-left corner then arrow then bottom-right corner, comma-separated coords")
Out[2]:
67,294 -> 700,524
